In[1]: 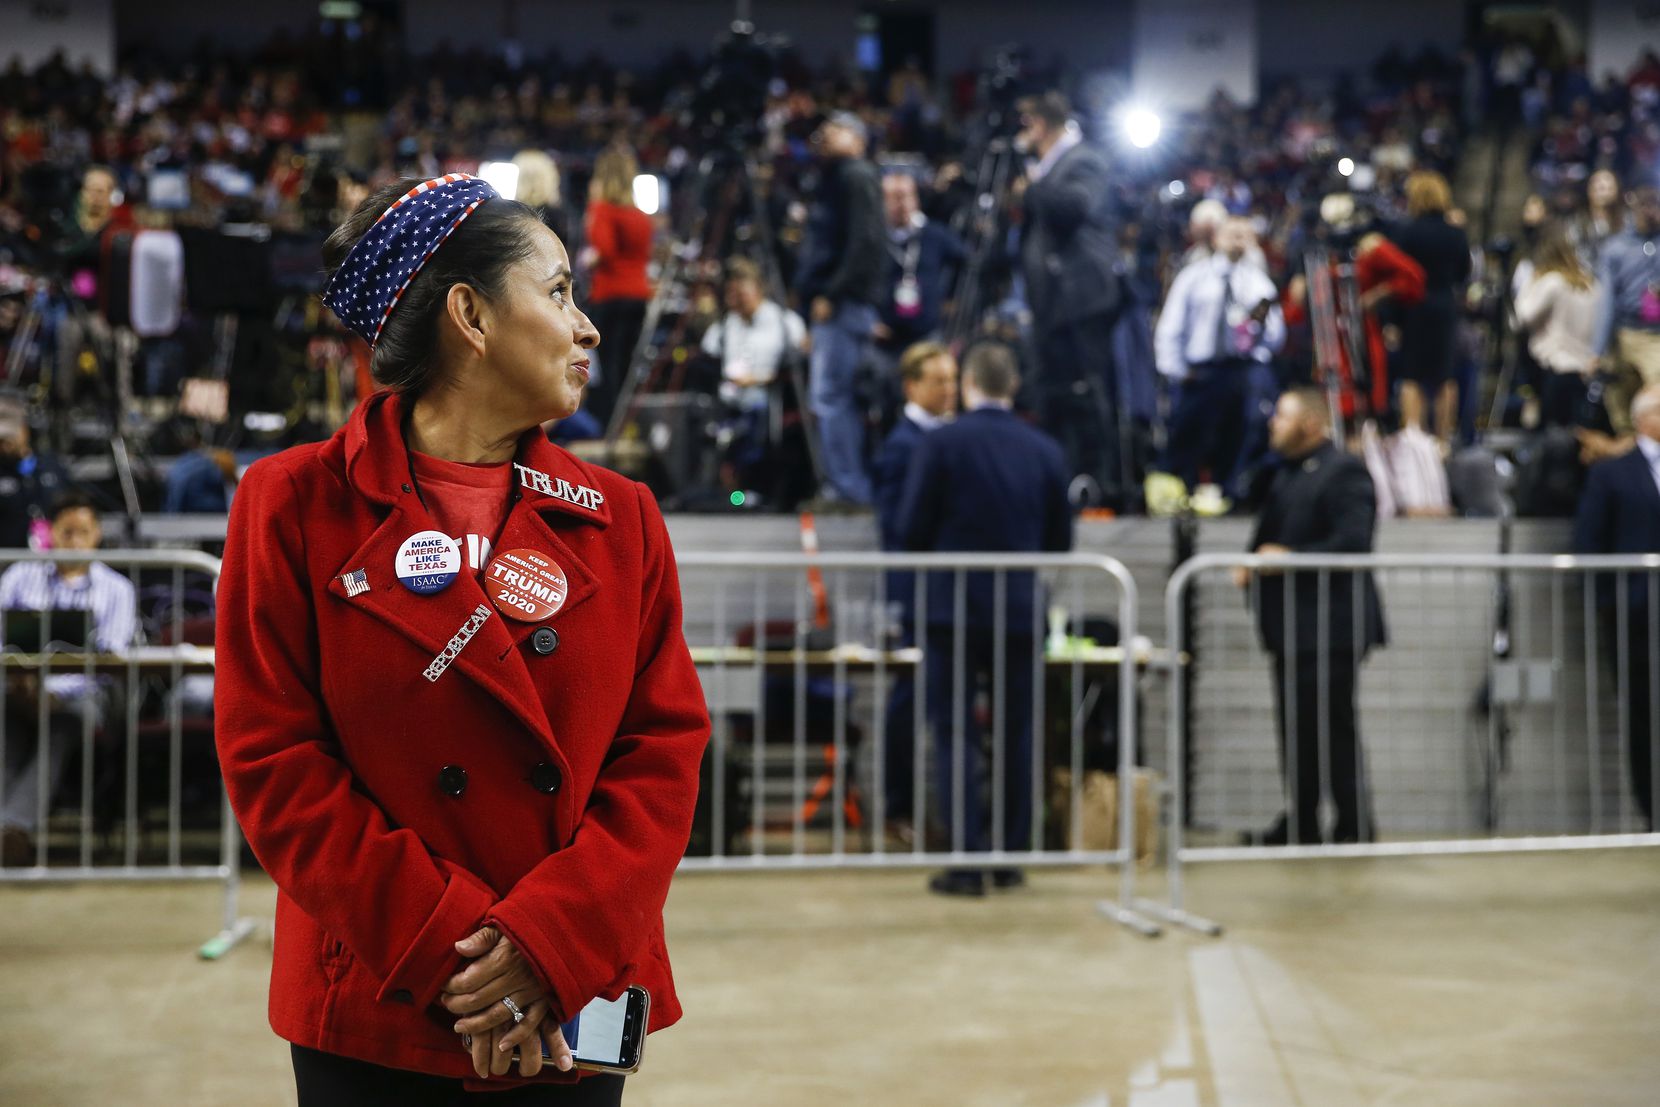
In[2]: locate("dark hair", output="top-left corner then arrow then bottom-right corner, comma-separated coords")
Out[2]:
962,342 -> 1020,399
49,490 -> 100,521
321,178 -> 545,395
1016,91 -> 1071,130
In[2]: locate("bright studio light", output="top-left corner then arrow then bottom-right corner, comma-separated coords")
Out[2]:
1121,107 -> 1162,150
1168,180 -> 1186,197
1337,157 -> 1356,177
478,161 -> 520,200
632,174 -> 662,215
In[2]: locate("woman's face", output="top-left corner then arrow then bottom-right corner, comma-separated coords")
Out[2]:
481,222 -> 599,424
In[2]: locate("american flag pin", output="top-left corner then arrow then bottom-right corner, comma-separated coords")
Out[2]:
341,568 -> 370,597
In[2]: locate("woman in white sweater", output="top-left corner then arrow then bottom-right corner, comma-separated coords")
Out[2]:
1513,225 -> 1600,427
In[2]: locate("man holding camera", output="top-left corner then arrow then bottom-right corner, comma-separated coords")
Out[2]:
797,112 -> 885,506
1013,92 -> 1123,508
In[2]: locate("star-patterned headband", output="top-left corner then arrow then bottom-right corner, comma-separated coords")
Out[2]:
321,173 -> 499,347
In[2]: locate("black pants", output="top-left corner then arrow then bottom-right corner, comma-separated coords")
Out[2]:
882,622 -> 917,822
925,628 -> 1037,853
1165,360 -> 1253,496
292,1045 -> 625,1107
1601,609 -> 1657,829
1271,652 -> 1373,843
1034,312 -> 1122,508
586,297 -> 649,426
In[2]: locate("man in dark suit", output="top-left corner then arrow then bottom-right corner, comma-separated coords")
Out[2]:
1573,383 -> 1660,829
1015,92 -> 1124,508
900,343 -> 1073,895
871,342 -> 958,843
1239,387 -> 1387,845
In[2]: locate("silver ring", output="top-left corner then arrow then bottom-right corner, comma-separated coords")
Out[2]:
501,996 -> 525,1024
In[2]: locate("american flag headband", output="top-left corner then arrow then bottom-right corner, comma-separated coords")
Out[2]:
320,174 -> 500,348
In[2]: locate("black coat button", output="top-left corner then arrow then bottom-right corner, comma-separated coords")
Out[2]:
389,989 -> 414,1005
438,765 -> 467,796
531,762 -> 562,794
531,627 -> 559,655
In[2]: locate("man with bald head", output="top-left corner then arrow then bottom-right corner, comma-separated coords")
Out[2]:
1574,383 -> 1660,828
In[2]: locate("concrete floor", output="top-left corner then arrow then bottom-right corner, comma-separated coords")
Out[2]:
1,852 -> 1657,1106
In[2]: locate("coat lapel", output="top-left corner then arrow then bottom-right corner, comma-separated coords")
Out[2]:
327,499 -> 557,752
325,390 -> 619,753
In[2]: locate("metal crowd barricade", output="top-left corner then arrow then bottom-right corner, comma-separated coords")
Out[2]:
1140,552 -> 1660,936
0,548 -> 256,959
674,551 -> 1164,936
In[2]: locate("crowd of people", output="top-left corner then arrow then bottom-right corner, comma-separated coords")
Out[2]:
0,22 -> 1656,525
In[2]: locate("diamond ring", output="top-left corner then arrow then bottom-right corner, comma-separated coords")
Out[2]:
500,996 -> 525,1024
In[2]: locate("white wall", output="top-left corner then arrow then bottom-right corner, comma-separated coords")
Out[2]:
1587,0 -> 1660,81
1,0 -> 114,73
1131,0 -> 1256,111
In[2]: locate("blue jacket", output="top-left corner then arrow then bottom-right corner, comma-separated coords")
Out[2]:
877,220 -> 967,349
899,407 -> 1073,631
873,414 -> 931,621
1574,446 -> 1660,609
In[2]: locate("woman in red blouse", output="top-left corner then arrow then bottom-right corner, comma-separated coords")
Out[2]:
582,144 -> 654,425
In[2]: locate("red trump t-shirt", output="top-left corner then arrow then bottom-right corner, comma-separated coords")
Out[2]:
409,451 -> 513,574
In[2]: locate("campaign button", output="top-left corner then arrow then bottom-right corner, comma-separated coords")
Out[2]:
484,548 -> 569,622
396,530 -> 461,595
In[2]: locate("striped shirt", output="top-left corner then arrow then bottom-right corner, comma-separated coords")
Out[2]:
0,560 -> 139,698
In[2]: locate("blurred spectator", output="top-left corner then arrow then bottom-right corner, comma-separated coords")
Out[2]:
582,143 -> 655,426
0,491 -> 138,865
1592,186 -> 1660,441
513,148 -> 573,249
899,342 -> 1071,895
1155,217 -> 1284,500
1573,383 -> 1660,830
701,257 -> 807,486
871,172 -> 965,370
796,112 -> 884,506
1391,170 -> 1471,442
1014,91 -> 1123,507
162,446 -> 239,514
0,395 -> 70,550
1514,225 -> 1600,428
1573,169 -> 1625,267
871,340 -> 957,845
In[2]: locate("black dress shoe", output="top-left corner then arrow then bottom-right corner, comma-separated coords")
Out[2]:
928,869 -> 986,897
1239,818 -> 1290,847
989,868 -> 1026,890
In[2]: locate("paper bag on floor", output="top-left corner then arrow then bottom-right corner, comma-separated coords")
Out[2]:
1049,768 -> 1159,867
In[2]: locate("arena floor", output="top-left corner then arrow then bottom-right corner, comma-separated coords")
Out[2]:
2,852 -> 1657,1106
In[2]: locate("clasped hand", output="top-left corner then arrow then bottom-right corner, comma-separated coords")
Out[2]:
442,925 -> 573,1079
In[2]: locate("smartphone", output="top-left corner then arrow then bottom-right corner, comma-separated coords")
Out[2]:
467,985 -> 649,1075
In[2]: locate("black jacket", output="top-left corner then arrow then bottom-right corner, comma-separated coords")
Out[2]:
796,157 -> 885,308
900,407 -> 1072,632
1019,141 -> 1120,329
1389,214 -> 1471,297
877,219 -> 967,349
1574,446 -> 1660,610
1249,442 -> 1387,657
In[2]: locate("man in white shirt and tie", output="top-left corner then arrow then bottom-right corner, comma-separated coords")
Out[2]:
1155,217 -> 1285,500
1574,383 -> 1660,829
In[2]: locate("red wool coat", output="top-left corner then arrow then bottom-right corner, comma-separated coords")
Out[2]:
214,390 -> 709,1086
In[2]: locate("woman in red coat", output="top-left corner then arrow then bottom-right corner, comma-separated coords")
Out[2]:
581,143 -> 655,426
215,173 -> 709,1103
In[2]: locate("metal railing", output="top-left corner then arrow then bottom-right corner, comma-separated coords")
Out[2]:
1140,552 -> 1660,936
0,548 -> 257,958
674,551 -> 1164,935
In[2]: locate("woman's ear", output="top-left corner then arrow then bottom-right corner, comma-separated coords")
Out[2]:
444,283 -> 489,358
